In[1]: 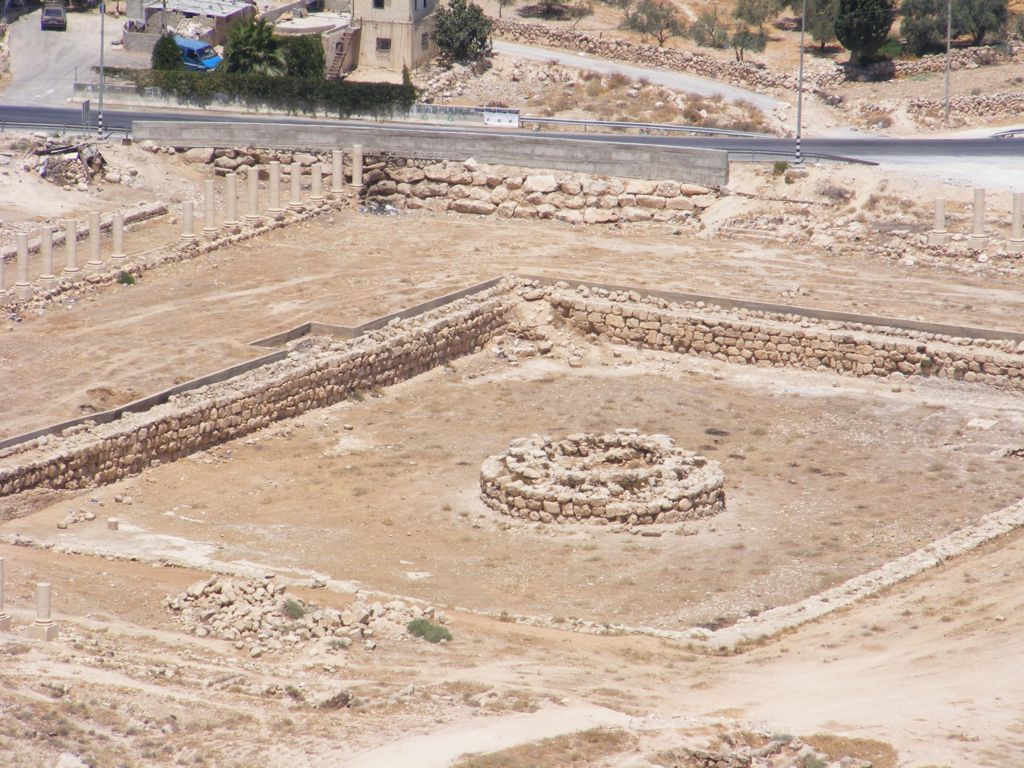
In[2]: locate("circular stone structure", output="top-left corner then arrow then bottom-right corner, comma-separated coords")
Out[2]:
479,430 -> 725,527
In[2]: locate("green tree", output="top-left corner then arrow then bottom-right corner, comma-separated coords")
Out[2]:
734,0 -> 781,32
730,24 -> 767,59
223,19 -> 285,76
151,32 -> 184,70
835,0 -> 894,63
954,0 -> 1008,44
281,35 -> 325,78
625,0 -> 686,43
432,0 -> 492,63
900,0 -> 947,54
690,6 -> 730,46
807,0 -> 840,47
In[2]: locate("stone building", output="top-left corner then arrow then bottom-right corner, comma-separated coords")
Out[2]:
347,0 -> 437,72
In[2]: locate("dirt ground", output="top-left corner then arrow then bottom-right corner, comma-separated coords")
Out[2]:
3,144 -> 1024,767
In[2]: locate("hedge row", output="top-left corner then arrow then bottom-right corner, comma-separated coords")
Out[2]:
104,67 -> 417,117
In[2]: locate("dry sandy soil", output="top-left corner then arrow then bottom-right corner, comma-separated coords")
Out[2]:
2,143 -> 1024,767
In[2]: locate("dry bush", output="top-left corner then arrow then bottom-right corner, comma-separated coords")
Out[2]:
453,728 -> 635,767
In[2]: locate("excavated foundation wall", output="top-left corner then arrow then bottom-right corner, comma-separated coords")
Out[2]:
5,278 -> 1024,499
546,285 -> 1024,388
0,284 -> 516,497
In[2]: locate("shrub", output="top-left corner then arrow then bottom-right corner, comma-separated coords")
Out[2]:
281,35 -> 325,79
151,32 -> 183,71
282,598 -> 306,619
407,618 -> 452,643
772,159 -> 789,175
690,7 -> 730,47
103,67 -> 417,118
116,271 -> 136,285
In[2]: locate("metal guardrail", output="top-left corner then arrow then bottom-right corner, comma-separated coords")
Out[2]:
0,120 -> 130,140
727,148 -> 878,166
993,128 -> 1024,138
518,115 -> 768,138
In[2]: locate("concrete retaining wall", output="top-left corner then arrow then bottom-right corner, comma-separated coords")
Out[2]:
132,121 -> 730,186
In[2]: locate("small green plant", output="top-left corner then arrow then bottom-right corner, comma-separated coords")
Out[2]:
772,160 -> 789,176
117,271 -> 136,285
348,390 -> 365,402
802,756 -> 828,768
282,598 -> 306,620
407,618 -> 452,643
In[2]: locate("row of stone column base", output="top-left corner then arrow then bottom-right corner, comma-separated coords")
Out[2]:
929,190 -> 1024,252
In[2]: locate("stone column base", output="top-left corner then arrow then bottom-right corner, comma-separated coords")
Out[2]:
15,284 -> 33,301
927,232 -> 950,247
29,621 -> 58,641
1008,240 -> 1024,254
0,614 -> 11,632
967,236 -> 989,249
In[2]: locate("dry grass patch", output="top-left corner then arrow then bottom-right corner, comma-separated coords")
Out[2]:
453,727 -> 636,767
802,734 -> 898,768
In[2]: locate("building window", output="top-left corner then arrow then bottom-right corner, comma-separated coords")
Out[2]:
373,0 -> 384,8
376,37 -> 392,52
421,32 -> 429,48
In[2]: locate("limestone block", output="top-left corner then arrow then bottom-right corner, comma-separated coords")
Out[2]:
655,181 -> 681,197
391,166 -> 426,183
559,178 -> 582,195
183,147 -> 215,164
678,183 -> 711,196
666,197 -> 696,211
620,206 -> 652,222
554,210 -> 583,225
450,199 -> 495,215
411,182 -> 448,198
624,179 -> 657,195
617,194 -> 637,207
536,203 -> 557,219
636,195 -> 666,209
523,175 -> 559,193
513,204 -> 538,219
490,186 -> 511,204
496,201 -> 518,218
583,207 -> 619,224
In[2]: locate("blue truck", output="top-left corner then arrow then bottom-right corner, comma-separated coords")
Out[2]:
174,36 -> 222,71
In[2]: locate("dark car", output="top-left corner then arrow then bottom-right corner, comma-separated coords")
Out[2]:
41,5 -> 67,30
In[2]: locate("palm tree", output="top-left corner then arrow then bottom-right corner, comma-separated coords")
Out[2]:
223,19 -> 285,75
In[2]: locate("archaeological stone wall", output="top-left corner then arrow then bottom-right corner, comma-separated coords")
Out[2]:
0,283 -> 516,497
909,91 -> 1024,124
363,158 -> 718,224
544,284 -> 1024,389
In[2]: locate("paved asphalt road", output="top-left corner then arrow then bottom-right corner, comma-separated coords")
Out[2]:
1,104 -> 1022,165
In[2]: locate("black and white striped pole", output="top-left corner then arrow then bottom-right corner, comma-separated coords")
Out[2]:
98,1 -> 105,137
795,0 -> 807,165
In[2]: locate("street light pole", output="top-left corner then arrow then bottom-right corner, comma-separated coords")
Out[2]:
98,0 -> 105,137
795,0 -> 807,164
943,0 -> 952,125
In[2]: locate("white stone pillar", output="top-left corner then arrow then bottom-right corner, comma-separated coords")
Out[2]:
181,201 -> 196,242
111,213 -> 126,263
331,149 -> 344,196
224,173 -> 240,232
968,188 -> 988,248
29,582 -> 57,641
310,163 -> 324,203
1009,192 -> 1024,255
928,198 -> 950,246
245,168 -> 261,224
87,211 -> 103,268
39,227 -> 56,285
15,233 -> 33,300
351,144 -> 363,187
289,164 -> 303,211
267,161 -> 283,220
0,558 -> 10,632
63,220 -> 79,275
202,179 -> 218,239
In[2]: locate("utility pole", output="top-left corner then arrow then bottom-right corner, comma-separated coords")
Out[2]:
795,0 -> 807,164
98,0 -> 105,137
944,0 -> 952,125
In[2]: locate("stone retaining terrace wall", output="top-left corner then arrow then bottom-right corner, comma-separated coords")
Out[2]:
545,284 -> 1024,389
364,158 -> 718,224
0,283 -> 516,498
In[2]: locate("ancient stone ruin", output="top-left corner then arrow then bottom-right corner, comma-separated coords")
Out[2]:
479,429 -> 725,527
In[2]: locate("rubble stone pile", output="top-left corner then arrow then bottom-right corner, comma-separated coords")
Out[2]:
480,429 -> 726,526
167,576 -> 443,656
